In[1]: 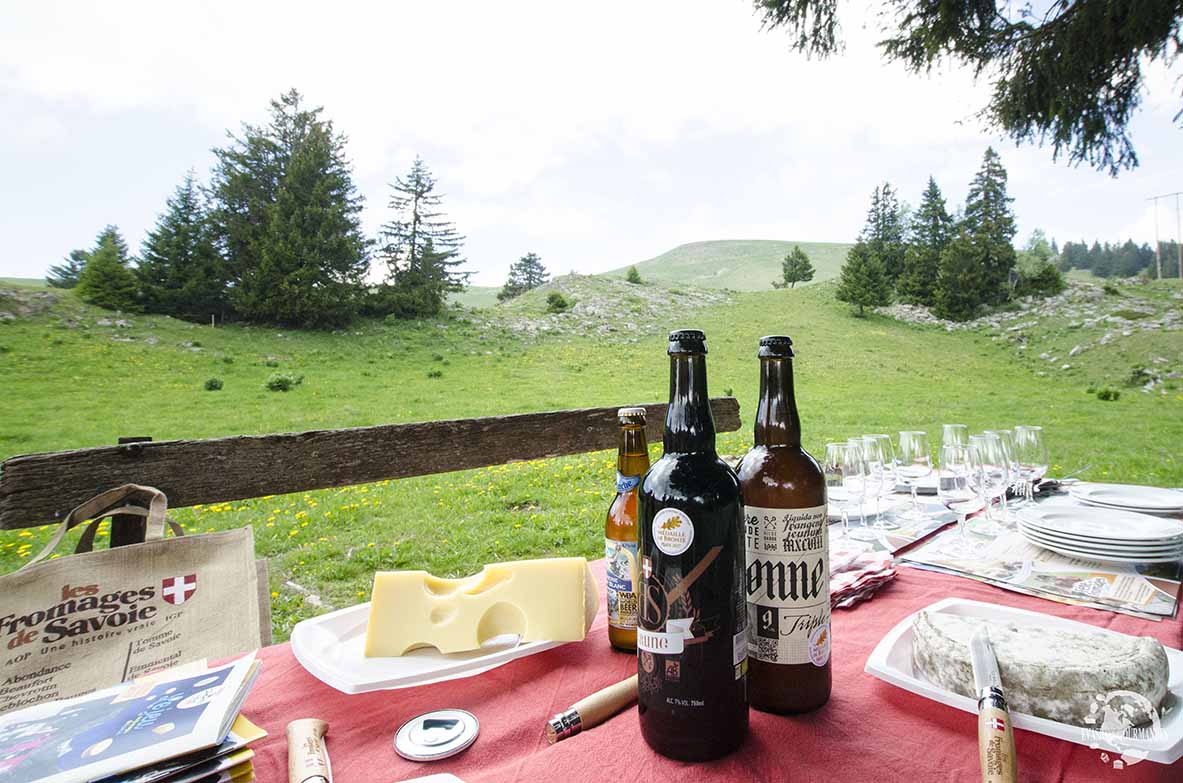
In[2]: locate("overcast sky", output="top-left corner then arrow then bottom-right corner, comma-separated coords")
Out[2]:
2,1 -> 1180,286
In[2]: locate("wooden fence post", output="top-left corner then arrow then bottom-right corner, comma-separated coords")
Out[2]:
110,436 -> 152,547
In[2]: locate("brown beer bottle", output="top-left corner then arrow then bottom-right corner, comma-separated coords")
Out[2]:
736,335 -> 831,713
637,329 -> 748,761
606,407 -> 650,651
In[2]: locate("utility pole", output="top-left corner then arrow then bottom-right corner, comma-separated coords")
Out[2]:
1147,191 -> 1183,280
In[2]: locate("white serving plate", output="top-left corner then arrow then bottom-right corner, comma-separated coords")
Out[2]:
290,601 -> 565,694
1020,506 -> 1183,543
1069,483 -> 1183,513
1019,530 -> 1183,565
1018,517 -> 1183,549
1017,522 -> 1183,556
865,597 -> 1183,764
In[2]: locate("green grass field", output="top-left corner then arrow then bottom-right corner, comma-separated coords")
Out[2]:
451,285 -> 500,308
0,277 -> 46,288
1,274 -> 1180,640
604,239 -> 853,290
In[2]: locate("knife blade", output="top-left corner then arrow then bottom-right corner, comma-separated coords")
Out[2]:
969,625 -> 1017,783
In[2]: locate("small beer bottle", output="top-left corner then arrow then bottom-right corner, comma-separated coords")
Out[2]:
737,335 -> 831,713
605,407 -> 650,651
637,329 -> 748,761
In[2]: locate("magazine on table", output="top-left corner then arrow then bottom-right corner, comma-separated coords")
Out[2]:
0,653 -> 259,783
96,715 -> 266,783
900,525 -> 1182,620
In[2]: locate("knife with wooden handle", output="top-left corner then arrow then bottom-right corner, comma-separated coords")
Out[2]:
970,625 -> 1017,783
546,674 -> 638,743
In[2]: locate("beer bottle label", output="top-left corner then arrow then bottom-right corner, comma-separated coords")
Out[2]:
615,472 -> 641,492
605,538 -> 639,629
743,504 -> 830,666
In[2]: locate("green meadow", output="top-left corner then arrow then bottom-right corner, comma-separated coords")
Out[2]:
1,274 -> 1180,640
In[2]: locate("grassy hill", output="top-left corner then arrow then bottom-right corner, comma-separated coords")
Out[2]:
1,279 -> 1179,640
451,285 -> 500,308
604,239 -> 853,291
0,277 -> 46,288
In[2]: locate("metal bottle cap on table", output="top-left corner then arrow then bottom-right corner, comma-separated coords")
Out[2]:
394,709 -> 479,761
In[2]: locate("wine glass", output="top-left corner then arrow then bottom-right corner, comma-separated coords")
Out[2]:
896,431 -> 932,521
843,439 -> 878,542
824,442 -> 850,539
942,423 -> 969,448
937,444 -> 986,557
862,435 -> 899,530
865,434 -> 898,490
984,428 -> 1019,517
1013,425 -> 1050,504
967,433 -> 1008,536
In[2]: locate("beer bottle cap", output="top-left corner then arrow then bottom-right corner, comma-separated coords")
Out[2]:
758,335 -> 794,358
394,709 -> 479,762
617,407 -> 647,423
667,329 -> 707,354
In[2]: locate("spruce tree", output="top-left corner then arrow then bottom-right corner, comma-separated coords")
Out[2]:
137,171 -> 228,320
241,123 -> 369,327
47,249 -> 89,289
377,157 -> 469,318
960,147 -> 1017,305
1015,229 -> 1065,296
626,265 -> 643,284
858,184 -> 907,284
94,225 -> 130,261
933,230 -> 990,321
497,252 -> 548,301
835,241 -> 890,316
209,89 -> 368,327
773,245 -> 815,288
897,176 -> 952,306
77,227 -> 139,311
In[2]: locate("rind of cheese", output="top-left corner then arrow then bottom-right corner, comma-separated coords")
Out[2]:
364,557 -> 598,657
911,611 -> 1169,727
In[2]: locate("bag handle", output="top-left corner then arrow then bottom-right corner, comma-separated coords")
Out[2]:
75,508 -> 185,554
21,484 -> 174,569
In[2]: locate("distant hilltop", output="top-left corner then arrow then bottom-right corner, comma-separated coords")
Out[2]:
602,239 -> 852,291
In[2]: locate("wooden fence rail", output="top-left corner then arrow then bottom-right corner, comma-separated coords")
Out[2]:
0,398 -> 741,530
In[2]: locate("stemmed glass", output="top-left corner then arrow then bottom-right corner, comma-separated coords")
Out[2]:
942,424 -> 969,448
862,435 -> 899,530
823,443 -> 850,538
937,444 -> 987,557
896,431 -> 932,521
984,428 -> 1019,518
844,438 -> 879,541
1013,425 -> 1050,504
967,433 -> 1009,536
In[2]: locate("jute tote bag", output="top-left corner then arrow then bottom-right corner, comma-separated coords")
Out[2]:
0,484 -> 264,714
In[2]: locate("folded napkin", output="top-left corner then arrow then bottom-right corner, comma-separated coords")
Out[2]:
830,548 -> 896,609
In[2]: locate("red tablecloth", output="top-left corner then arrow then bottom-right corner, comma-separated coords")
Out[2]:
242,562 -> 1183,782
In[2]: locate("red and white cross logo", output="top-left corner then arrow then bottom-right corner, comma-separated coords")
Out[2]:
162,574 -> 198,605
987,717 -> 1006,732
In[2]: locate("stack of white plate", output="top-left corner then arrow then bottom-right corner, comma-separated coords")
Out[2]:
1068,482 -> 1183,515
1017,506 -> 1183,564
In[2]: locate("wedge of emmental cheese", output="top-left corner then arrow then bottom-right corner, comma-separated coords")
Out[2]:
364,557 -> 599,657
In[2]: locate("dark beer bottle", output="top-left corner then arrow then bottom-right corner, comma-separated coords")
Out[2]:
606,407 -> 650,651
737,335 -> 831,713
637,329 -> 748,761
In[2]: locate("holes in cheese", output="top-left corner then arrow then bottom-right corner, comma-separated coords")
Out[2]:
476,602 -> 527,645
364,557 -> 599,657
